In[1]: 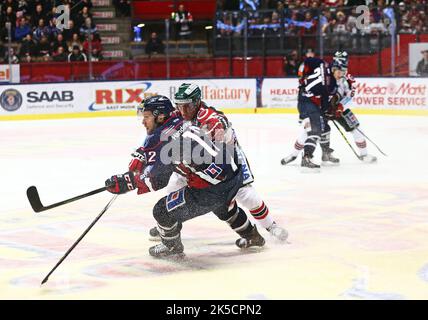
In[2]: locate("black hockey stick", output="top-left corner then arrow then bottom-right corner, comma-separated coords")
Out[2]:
41,194 -> 118,285
332,120 -> 363,161
355,127 -> 388,157
27,186 -> 107,213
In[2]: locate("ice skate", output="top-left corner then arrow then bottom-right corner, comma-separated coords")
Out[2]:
301,155 -> 320,172
149,241 -> 185,259
236,225 -> 266,249
281,155 -> 297,166
322,148 -> 340,166
149,226 -> 161,241
267,222 -> 288,242
361,154 -> 377,163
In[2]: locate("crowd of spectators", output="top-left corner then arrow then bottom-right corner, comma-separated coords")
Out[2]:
216,1 -> 428,48
0,0 -> 103,63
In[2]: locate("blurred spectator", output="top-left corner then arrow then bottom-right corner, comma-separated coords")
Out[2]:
19,33 -> 38,58
2,0 -> 18,13
416,49 -> 428,76
332,11 -> 347,34
41,53 -> 51,62
76,6 -> 92,30
33,18 -> 49,41
90,47 -> 103,61
360,14 -> 388,48
83,33 -> 103,56
331,10 -> 348,48
80,17 -> 97,36
37,35 -> 51,56
15,17 -> 31,42
145,32 -> 165,56
68,45 -> 87,62
68,33 -> 83,52
113,0 -> 131,17
240,0 -> 260,10
1,5 -> 17,27
47,18 -> 61,41
51,33 -> 68,53
270,11 -> 281,34
283,49 -> 299,75
31,4 -> 46,27
52,46 -> 68,62
23,53 -> 33,63
172,4 -> 193,40
74,0 -> 93,13
4,48 -> 19,63
62,20 -> 79,42
300,11 -> 317,50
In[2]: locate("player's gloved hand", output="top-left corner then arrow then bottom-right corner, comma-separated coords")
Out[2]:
346,74 -> 356,97
105,171 -> 136,194
335,103 -> 344,118
133,173 -> 151,195
128,147 -> 146,173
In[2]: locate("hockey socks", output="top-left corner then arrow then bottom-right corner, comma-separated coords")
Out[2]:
250,201 -> 274,230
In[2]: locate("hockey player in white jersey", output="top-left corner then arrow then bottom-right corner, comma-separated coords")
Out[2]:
281,51 -> 377,165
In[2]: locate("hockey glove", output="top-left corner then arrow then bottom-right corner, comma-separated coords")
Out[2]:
335,103 -> 344,118
346,74 -> 356,97
128,147 -> 146,173
105,171 -> 136,194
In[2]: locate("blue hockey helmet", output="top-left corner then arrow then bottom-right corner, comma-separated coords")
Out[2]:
137,95 -> 175,119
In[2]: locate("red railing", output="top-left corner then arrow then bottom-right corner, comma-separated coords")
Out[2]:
132,0 -> 217,20
17,34 -> 428,82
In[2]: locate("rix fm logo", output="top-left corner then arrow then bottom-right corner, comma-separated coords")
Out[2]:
89,82 -> 154,111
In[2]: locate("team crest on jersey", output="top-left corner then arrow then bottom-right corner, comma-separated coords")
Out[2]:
166,189 -> 186,212
204,163 -> 223,179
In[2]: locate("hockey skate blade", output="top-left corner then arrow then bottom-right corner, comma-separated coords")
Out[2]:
300,166 -> 321,173
151,252 -> 186,261
361,156 -> 377,163
321,161 -> 340,167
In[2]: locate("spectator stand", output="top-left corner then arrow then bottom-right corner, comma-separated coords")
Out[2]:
130,0 -> 215,59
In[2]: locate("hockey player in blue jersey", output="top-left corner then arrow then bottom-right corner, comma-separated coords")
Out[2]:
105,95 -> 265,258
287,56 -> 340,171
281,51 -> 376,166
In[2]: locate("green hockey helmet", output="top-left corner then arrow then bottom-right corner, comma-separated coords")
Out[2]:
174,83 -> 202,109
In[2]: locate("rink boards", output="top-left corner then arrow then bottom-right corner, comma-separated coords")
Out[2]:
1,77 -> 428,121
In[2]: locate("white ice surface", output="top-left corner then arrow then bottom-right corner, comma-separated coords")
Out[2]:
1,114 -> 428,299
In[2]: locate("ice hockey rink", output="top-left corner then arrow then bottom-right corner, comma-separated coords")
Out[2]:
1,113 -> 428,300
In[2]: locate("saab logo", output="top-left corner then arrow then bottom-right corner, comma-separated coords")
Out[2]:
0,89 -> 23,112
27,91 -> 73,103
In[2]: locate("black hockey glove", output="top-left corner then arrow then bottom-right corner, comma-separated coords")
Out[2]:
105,171 -> 136,194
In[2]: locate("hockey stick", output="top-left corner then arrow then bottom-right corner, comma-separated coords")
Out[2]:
355,127 -> 388,157
41,194 -> 118,285
332,120 -> 363,161
27,186 -> 107,213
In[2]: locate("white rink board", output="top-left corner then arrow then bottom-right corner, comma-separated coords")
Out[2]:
1,114 -> 428,299
0,79 -> 256,116
261,77 -> 428,110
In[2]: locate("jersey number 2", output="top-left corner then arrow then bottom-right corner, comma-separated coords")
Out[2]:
147,151 -> 156,163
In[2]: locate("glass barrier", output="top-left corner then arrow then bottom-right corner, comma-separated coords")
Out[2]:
1,3 -> 428,82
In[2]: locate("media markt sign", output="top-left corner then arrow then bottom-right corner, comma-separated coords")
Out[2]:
0,65 -> 20,83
